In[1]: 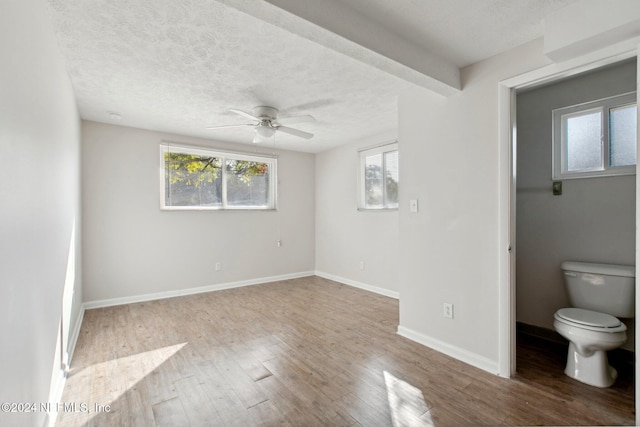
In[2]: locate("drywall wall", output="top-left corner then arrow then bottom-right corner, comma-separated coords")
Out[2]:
516,60 -> 636,350
0,1 -> 82,426
82,121 -> 315,303
315,131 -> 399,296
398,39 -> 553,372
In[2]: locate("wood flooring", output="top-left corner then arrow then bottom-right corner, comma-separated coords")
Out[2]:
56,276 -> 635,426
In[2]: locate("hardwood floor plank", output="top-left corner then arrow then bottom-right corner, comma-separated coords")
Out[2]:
335,392 -> 392,427
138,364 -> 178,406
255,374 -> 332,426
151,397 -> 188,427
194,361 -> 253,426
56,277 -> 635,426
328,409 -> 361,427
131,386 -> 158,427
247,400 -> 292,426
174,375 -> 224,426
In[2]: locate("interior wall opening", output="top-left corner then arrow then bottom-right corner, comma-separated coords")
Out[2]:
513,58 -> 637,399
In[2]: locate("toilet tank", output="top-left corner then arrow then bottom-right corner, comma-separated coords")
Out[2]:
561,261 -> 635,318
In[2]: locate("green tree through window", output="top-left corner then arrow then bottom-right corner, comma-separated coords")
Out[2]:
165,153 -> 222,207
359,142 -> 399,209
161,144 -> 276,210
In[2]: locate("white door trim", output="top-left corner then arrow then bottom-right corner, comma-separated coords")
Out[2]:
497,47 -> 638,381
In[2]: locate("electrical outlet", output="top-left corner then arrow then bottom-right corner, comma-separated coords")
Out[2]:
215,262 -> 221,271
443,303 -> 453,319
359,261 -> 365,270
276,240 -> 282,247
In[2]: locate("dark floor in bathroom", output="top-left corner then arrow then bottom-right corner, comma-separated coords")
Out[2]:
515,330 -> 635,425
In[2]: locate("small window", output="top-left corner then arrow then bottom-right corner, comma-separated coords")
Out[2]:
552,92 -> 636,179
358,142 -> 399,210
160,142 -> 276,210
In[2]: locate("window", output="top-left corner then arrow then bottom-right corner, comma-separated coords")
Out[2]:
552,92 -> 636,179
358,142 -> 399,210
160,142 -> 276,210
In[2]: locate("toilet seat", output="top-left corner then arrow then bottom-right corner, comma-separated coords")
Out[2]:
554,308 -> 626,332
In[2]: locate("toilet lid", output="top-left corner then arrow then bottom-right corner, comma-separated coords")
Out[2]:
556,308 -> 621,328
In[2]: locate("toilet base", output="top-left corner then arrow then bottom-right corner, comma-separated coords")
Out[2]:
564,342 -> 617,388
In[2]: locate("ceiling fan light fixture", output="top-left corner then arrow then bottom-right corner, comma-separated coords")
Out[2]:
255,125 -> 276,138
208,106 -> 315,143
253,126 -> 275,143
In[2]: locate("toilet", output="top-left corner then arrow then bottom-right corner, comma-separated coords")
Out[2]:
553,261 -> 635,388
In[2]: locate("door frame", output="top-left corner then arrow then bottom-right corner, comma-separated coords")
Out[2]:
497,46 -> 639,419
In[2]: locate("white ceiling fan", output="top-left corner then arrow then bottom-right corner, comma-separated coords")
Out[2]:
207,106 -> 315,143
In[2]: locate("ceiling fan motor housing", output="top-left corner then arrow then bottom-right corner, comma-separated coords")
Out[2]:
252,106 -> 279,120
207,105 -> 314,141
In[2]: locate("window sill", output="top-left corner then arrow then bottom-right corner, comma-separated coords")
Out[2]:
161,207 -> 277,212
553,169 -> 635,180
357,207 -> 399,212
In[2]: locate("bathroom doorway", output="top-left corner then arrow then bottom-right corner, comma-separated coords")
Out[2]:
514,58 -> 637,355
500,54 -> 639,421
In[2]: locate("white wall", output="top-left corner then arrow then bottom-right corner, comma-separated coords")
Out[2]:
516,60 -> 636,350
0,1 -> 82,426
82,121 -> 315,303
315,131 -> 399,297
398,40 -> 553,372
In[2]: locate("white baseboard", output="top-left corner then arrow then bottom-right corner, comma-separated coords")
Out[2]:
83,271 -> 316,309
44,306 -> 85,427
397,325 -> 499,375
67,306 -> 85,366
44,369 -> 66,427
314,271 -> 399,299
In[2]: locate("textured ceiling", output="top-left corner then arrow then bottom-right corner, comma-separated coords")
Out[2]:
46,0 -> 579,153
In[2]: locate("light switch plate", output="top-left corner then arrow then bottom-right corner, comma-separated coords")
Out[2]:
553,181 -> 562,196
443,303 -> 453,319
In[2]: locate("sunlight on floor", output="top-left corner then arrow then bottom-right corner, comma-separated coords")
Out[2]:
384,370 -> 434,426
56,342 -> 186,425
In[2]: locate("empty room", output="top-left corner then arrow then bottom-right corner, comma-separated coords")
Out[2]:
2,0 -> 640,426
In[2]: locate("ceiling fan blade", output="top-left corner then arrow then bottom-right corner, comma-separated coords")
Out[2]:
276,126 -> 314,139
275,115 -> 316,126
206,123 -> 255,130
228,108 -> 260,122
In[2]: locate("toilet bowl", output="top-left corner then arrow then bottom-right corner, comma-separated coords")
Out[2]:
553,261 -> 634,388
553,307 -> 626,387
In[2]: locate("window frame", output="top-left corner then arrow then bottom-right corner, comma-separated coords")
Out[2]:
160,142 -> 277,211
552,91 -> 636,180
357,141 -> 399,211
